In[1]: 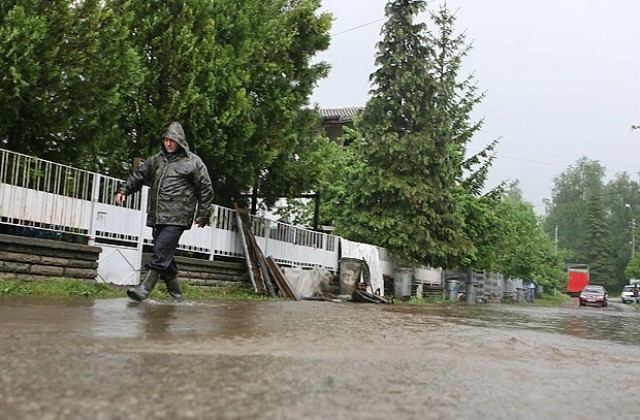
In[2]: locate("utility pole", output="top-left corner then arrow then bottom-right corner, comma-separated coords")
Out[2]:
626,204 -> 636,260
632,217 -> 637,260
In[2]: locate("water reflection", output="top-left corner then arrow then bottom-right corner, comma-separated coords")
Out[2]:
137,302 -> 177,338
91,298 -> 142,338
89,298 -> 302,340
7,296 -> 637,346
386,302 -> 640,345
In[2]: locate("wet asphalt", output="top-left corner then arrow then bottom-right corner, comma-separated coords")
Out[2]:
1,296 -> 639,420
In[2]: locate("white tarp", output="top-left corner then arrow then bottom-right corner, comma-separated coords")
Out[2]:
282,267 -> 333,298
340,238 -> 384,296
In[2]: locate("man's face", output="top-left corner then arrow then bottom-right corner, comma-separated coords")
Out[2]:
163,138 -> 179,153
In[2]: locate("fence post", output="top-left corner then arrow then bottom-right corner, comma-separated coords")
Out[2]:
87,174 -> 101,246
209,204 -> 218,261
135,187 -> 149,281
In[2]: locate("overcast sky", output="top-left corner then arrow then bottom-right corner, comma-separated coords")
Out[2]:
309,0 -> 640,214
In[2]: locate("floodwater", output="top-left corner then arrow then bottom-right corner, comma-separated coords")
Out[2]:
1,297 -> 639,420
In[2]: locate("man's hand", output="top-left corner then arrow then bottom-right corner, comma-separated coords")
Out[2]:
115,192 -> 126,206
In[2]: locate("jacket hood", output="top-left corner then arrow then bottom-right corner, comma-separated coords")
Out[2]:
162,122 -> 190,154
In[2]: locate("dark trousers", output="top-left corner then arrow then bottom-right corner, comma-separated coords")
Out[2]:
148,225 -> 186,278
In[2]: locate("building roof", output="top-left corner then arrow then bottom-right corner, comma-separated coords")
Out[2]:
319,107 -> 363,122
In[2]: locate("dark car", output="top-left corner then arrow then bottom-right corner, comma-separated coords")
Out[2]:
579,285 -> 608,307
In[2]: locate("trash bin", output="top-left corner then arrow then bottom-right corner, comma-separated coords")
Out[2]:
516,287 -> 526,303
465,280 -> 477,304
445,278 -> 461,301
393,267 -> 414,300
339,258 -> 365,295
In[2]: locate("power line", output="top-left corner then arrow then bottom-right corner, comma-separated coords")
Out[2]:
493,154 -> 568,168
331,18 -> 386,36
467,146 -> 570,168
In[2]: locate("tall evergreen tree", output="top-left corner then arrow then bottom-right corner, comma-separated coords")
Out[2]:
337,1 -> 488,268
604,173 -> 640,287
544,157 -> 605,262
544,157 -> 620,287
582,185 -> 614,287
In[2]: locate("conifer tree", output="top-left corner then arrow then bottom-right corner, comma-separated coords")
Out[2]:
338,1 -> 487,268
583,186 -> 614,288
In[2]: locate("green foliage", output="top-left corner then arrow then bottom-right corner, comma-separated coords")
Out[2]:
582,185 -> 614,287
624,256 -> 640,280
544,157 -> 605,261
117,0 -> 332,206
544,157 -> 636,290
336,1 -> 490,268
0,0 -> 142,173
605,173 -> 640,285
274,135 -> 358,228
473,186 -> 565,289
342,131 -> 468,267
0,0 -> 332,204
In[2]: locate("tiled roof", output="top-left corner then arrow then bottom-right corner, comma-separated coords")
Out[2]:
319,107 -> 363,120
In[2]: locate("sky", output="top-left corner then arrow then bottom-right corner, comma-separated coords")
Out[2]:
309,0 -> 640,214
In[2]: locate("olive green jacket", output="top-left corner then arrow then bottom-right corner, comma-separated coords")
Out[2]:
117,122 -> 214,228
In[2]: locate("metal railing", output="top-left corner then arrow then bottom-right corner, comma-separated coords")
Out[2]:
0,148 -> 447,288
0,148 -> 342,284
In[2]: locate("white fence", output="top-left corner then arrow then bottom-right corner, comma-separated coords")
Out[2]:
1,148 -> 444,288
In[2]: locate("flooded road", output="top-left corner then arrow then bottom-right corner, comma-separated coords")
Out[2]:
1,297 -> 639,419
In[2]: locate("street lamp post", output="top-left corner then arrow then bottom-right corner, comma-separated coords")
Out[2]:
626,204 -> 636,260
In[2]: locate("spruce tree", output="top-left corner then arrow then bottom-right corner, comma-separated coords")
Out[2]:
338,1 -> 485,268
583,185 -> 615,288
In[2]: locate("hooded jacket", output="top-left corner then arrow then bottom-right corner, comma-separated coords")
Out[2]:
117,122 -> 214,228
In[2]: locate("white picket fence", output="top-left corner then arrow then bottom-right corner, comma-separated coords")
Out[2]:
0,148 -> 442,288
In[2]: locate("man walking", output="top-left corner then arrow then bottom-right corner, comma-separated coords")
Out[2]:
115,122 -> 214,302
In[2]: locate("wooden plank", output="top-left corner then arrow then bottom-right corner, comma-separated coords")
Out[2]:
235,204 -> 278,298
266,256 -> 299,300
243,218 -> 276,298
233,203 -> 266,295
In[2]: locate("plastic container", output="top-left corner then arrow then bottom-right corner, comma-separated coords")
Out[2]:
445,278 -> 461,301
339,257 -> 365,295
393,267 -> 414,300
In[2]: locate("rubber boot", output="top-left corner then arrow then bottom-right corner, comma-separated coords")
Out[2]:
127,270 -> 160,301
164,274 -> 183,302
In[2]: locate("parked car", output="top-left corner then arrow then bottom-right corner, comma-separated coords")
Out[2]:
621,285 -> 638,304
579,285 -> 608,307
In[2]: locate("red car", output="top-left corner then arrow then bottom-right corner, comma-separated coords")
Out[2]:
579,285 -> 608,307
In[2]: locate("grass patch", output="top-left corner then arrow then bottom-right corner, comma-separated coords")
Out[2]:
0,278 -> 120,298
405,296 -> 451,305
534,293 -> 572,306
0,278 -> 268,301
